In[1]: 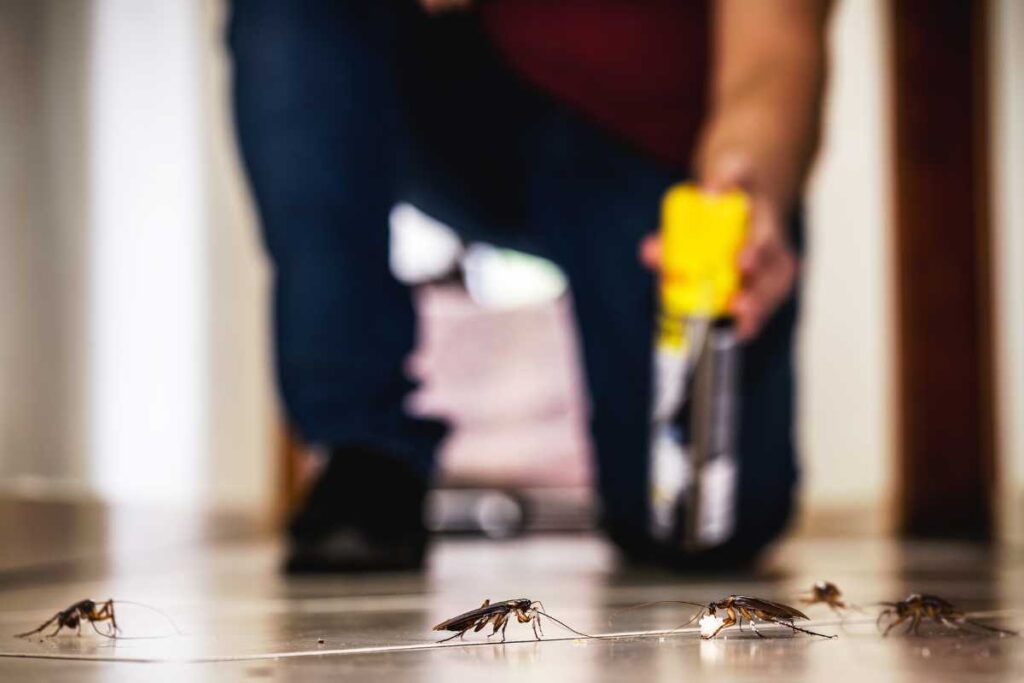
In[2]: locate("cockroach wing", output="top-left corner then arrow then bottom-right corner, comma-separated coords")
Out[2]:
918,594 -> 956,610
433,602 -> 508,631
732,596 -> 809,621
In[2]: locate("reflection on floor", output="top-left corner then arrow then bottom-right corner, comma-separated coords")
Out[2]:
0,500 -> 1021,682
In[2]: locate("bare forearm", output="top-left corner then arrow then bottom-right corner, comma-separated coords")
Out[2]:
698,0 -> 832,209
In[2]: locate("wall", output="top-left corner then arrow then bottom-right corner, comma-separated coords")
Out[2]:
0,0 -> 273,511
799,0 -> 893,527
0,1 -> 92,491
991,0 -> 1024,541
200,0 -> 275,511
0,1 -> 50,482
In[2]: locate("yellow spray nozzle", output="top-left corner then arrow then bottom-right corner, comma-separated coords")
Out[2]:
659,183 -> 749,320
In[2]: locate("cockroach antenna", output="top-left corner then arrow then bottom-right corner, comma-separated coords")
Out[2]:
532,609 -> 594,639
113,600 -> 184,636
608,600 -> 707,628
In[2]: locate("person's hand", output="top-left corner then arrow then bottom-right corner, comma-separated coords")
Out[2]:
418,0 -> 474,13
640,120 -> 800,342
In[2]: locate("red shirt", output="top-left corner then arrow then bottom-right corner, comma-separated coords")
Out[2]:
479,0 -> 710,168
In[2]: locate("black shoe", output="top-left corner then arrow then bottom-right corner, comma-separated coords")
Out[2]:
285,444 -> 429,574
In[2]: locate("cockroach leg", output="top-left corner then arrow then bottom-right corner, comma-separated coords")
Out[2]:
883,615 -> 905,637
709,615 -> 735,639
962,618 -> 1019,636
769,618 -> 835,639
437,628 -> 468,643
488,612 -> 508,641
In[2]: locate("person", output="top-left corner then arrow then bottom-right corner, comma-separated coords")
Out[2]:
228,0 -> 831,572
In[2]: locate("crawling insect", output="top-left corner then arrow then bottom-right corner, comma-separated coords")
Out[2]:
877,593 -> 1018,637
433,598 -> 591,643
16,599 -> 119,638
800,581 -> 858,617
620,596 -> 836,640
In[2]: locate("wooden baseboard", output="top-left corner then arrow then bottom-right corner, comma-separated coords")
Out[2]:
793,502 -> 893,538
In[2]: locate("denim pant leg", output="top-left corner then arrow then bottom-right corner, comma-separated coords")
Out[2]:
524,121 -> 667,540
229,0 -> 444,475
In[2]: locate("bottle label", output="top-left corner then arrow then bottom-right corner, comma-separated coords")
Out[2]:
649,323 -> 739,548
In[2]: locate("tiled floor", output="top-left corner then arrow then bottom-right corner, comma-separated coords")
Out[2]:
1,502 -> 1021,682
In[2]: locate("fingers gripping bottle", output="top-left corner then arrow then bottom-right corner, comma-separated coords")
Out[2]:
649,184 -> 748,552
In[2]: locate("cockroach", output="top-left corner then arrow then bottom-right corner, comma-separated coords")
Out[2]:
618,596 -> 836,640
15,599 -> 119,638
433,598 -> 591,643
799,581 -> 860,617
876,593 -> 1018,637
15,598 -> 182,639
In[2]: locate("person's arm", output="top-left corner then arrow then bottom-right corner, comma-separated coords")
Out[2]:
702,0 -> 831,339
644,0 -> 832,340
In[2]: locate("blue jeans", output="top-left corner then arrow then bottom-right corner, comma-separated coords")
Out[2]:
229,0 -> 798,564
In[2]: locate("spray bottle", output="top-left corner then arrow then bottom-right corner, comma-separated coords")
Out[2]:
649,183 -> 749,552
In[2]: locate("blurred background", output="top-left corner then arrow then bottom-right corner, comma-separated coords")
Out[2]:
1,0 -> 1022,544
